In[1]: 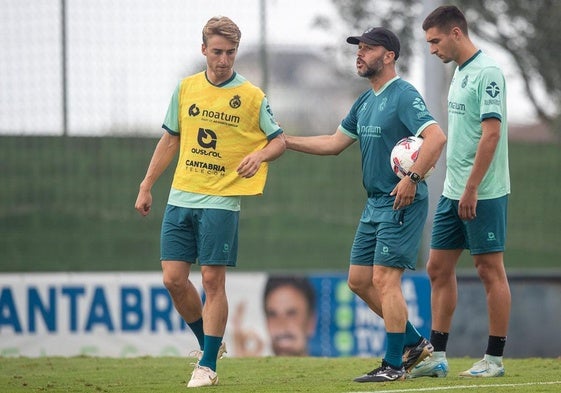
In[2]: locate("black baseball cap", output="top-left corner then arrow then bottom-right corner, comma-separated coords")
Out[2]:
346,27 -> 400,60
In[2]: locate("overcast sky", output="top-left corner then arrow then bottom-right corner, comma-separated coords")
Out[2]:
0,0 -> 536,136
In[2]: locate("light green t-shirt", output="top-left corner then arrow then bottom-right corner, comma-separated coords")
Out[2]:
444,50 -> 510,200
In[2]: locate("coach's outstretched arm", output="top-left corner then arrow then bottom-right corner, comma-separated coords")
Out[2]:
285,128 -> 355,156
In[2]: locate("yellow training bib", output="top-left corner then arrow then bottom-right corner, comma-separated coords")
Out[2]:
172,72 -> 268,196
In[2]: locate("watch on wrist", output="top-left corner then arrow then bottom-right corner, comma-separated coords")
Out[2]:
407,171 -> 422,184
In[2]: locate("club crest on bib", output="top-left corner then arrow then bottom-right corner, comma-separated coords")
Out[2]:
229,95 -> 241,109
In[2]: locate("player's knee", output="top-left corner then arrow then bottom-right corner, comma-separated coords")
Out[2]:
201,272 -> 226,297
371,271 -> 401,294
426,259 -> 453,282
162,269 -> 187,295
347,276 -> 369,296
425,260 -> 439,280
474,263 -> 506,287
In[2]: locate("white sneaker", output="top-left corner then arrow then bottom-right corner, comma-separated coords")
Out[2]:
187,365 -> 219,388
408,353 -> 449,378
459,357 -> 505,377
190,342 -> 228,361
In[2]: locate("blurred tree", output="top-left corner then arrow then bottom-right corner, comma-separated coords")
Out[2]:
313,0 -> 420,75
314,0 -> 560,125
459,0 -> 561,125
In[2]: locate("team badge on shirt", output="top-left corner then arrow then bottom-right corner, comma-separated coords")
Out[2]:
230,95 -> 241,108
378,97 -> 388,112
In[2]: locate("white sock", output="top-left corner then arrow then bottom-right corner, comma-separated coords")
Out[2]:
484,354 -> 503,364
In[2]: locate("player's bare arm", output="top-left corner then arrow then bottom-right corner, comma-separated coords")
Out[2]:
237,133 -> 286,178
135,132 -> 179,216
414,124 -> 447,178
459,118 -> 501,220
285,128 -> 355,156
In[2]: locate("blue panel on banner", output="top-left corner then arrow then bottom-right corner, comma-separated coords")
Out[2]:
306,273 -> 431,357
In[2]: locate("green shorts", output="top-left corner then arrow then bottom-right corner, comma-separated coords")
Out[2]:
350,198 -> 428,270
430,195 -> 508,255
160,204 -> 239,266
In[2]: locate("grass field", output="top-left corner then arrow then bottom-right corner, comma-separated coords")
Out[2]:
1,356 -> 560,392
1,135 -> 560,272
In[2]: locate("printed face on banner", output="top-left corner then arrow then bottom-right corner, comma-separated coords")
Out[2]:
264,285 -> 316,356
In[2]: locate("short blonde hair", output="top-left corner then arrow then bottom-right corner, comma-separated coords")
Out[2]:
202,16 -> 241,46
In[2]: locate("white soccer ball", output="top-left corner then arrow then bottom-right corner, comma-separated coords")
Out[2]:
390,136 -> 434,179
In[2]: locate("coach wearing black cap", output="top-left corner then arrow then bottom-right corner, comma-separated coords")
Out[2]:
285,26 -> 446,383
346,27 -> 401,60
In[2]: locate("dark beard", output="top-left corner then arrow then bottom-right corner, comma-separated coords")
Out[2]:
358,58 -> 384,79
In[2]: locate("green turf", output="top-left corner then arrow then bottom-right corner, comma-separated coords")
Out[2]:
0,356 -> 560,392
1,136 -> 560,272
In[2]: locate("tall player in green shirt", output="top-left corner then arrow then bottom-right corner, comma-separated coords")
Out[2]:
410,5 -> 511,378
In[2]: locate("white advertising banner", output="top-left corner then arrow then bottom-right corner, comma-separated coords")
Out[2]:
0,272 -> 431,358
0,272 -> 270,357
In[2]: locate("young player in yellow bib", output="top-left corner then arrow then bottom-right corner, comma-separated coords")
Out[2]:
135,16 -> 285,388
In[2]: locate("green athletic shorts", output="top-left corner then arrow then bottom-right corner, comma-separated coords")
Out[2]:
350,198 -> 428,270
430,195 -> 508,255
160,204 -> 239,266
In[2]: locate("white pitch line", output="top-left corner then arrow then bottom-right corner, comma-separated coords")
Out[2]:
349,380 -> 561,393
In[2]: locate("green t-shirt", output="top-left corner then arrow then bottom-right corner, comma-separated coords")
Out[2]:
340,76 -> 436,206
444,50 -> 510,200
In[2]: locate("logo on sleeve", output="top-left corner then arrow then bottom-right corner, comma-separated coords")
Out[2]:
412,97 -> 430,119
485,82 -> 500,98
412,97 -> 426,111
